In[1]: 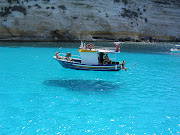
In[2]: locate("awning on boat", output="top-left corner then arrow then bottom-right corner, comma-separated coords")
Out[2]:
97,47 -> 120,53
78,47 -> 120,53
78,49 -> 96,52
98,49 -> 117,53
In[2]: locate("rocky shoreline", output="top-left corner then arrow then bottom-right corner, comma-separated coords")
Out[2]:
0,0 -> 180,43
0,36 -> 179,43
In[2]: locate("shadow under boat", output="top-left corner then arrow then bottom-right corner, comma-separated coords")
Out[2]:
44,79 -> 121,92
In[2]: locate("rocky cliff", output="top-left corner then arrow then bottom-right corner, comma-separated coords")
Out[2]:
0,0 -> 180,41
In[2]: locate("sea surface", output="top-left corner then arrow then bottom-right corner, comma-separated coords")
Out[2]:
0,42 -> 180,135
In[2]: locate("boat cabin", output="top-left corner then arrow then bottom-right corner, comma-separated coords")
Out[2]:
78,41 -> 120,65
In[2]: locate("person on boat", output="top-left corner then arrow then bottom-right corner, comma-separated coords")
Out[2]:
65,52 -> 72,61
55,52 -> 61,59
116,45 -> 120,52
121,60 -> 127,71
104,54 -> 109,60
103,54 -> 111,65
122,60 -> 126,68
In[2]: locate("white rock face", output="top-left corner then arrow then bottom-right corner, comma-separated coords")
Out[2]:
0,0 -> 180,41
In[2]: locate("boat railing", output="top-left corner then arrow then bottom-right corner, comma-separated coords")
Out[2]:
71,55 -> 81,58
93,46 -> 103,49
93,46 -> 117,50
58,53 -> 66,56
99,47 -> 119,53
99,47 -> 117,50
58,53 -> 81,59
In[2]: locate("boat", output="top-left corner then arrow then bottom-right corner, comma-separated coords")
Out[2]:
53,41 -> 126,71
170,45 -> 180,53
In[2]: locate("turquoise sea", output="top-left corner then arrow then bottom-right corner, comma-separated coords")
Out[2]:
0,42 -> 180,135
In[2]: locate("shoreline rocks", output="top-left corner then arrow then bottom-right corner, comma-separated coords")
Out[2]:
0,0 -> 180,42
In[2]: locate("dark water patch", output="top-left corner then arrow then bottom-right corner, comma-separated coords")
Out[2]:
4,46 -> 22,48
119,42 -> 178,54
0,42 -> 81,48
0,41 -> 179,54
44,79 -> 119,92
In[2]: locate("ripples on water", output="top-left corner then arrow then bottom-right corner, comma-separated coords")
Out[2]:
0,42 -> 180,134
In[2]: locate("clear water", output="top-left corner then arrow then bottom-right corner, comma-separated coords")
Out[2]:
0,42 -> 180,135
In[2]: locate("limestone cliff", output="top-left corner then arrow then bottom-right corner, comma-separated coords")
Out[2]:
0,0 -> 180,41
